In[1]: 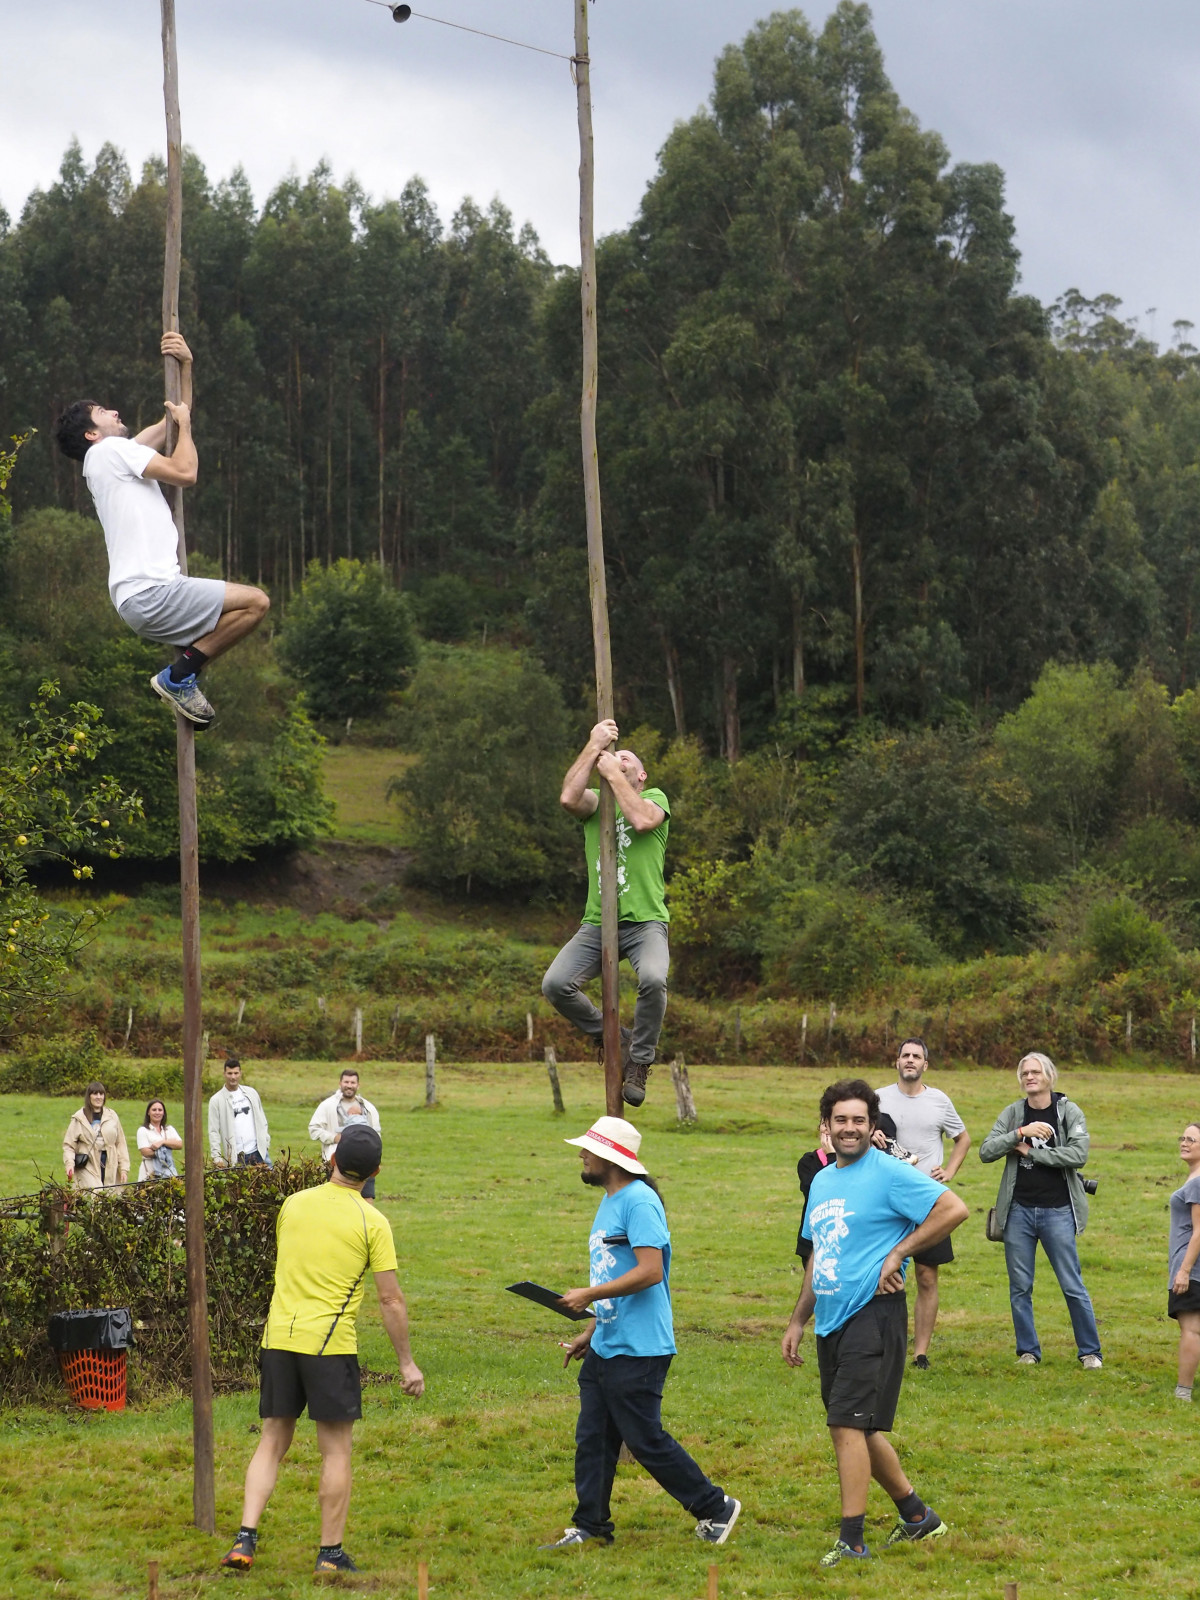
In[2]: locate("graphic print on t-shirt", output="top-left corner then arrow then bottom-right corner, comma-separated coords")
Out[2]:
589,1228 -> 619,1323
809,1195 -> 852,1291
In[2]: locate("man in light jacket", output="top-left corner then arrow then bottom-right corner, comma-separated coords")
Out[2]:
309,1070 -> 382,1199
208,1056 -> 271,1167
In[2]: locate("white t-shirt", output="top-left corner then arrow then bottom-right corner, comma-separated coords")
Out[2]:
136,1123 -> 180,1155
228,1088 -> 259,1157
81,435 -> 180,606
875,1083 -> 967,1176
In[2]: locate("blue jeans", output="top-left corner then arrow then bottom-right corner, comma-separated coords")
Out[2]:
542,921 -> 669,1064
1004,1203 -> 1101,1360
571,1351 -> 726,1539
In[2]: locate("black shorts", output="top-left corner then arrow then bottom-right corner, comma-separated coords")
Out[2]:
1169,1283 -> 1200,1319
816,1293 -> 907,1432
913,1235 -> 954,1268
259,1348 -> 362,1422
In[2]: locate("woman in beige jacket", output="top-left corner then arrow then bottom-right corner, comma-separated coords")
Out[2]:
62,1082 -> 131,1191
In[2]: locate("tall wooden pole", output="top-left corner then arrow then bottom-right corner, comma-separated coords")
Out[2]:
574,0 -> 622,1117
160,0 -> 215,1535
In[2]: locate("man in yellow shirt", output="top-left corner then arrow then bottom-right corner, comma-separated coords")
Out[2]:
219,1125 -> 424,1578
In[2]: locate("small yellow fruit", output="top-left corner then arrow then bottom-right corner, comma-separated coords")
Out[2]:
100,820 -> 110,829
15,834 -> 27,845
67,745 -> 78,755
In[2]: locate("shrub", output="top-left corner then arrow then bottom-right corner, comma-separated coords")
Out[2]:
761,885 -> 940,1000
0,1030 -> 216,1098
1083,895 -> 1179,979
277,559 -> 419,721
0,1155 -> 326,1401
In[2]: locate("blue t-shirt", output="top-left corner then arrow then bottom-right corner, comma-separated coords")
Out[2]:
801,1146 -> 945,1337
588,1180 -> 675,1358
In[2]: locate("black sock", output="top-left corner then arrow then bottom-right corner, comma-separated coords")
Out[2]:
169,645 -> 208,684
894,1491 -> 927,1523
318,1544 -> 343,1560
839,1513 -> 865,1550
237,1526 -> 258,1547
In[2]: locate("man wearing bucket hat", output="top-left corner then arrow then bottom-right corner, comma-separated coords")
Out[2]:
218,1124 -> 424,1580
539,1115 -> 741,1551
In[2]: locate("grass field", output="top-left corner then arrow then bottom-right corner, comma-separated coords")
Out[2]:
321,745 -> 413,846
2,1061 -> 1198,1600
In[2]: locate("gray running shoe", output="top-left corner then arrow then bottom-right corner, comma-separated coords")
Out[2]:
150,668 -> 214,726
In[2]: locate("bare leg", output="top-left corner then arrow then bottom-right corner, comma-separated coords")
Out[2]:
191,583 -> 270,662
240,1416 -> 296,1528
315,1420 -> 354,1546
1178,1311 -> 1200,1388
866,1431 -> 913,1500
829,1426 -> 872,1516
913,1262 -> 939,1358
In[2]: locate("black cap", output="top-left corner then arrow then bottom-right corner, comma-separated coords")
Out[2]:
334,1124 -> 382,1181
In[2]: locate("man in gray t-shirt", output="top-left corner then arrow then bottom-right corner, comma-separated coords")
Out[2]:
875,1039 -> 970,1370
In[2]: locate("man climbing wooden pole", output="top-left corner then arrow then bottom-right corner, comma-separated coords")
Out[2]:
160,0 -> 215,1534
573,0 -> 622,1117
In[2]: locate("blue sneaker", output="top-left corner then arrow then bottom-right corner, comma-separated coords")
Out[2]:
150,667 -> 215,726
695,1495 -> 741,1545
819,1538 -> 874,1566
539,1527 -> 613,1549
885,1507 -> 947,1546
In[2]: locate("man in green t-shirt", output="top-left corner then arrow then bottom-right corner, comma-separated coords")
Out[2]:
218,1125 -> 424,1580
542,718 -> 671,1106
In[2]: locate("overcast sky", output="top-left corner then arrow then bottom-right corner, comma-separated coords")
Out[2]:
2,2 -> 1197,340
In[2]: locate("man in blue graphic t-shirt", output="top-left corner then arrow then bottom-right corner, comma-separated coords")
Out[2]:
538,1116 -> 740,1552
782,1079 -> 967,1568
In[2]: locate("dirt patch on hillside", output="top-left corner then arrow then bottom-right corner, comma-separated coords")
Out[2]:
201,843 -> 416,918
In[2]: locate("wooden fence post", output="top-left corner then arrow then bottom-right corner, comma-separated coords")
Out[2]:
1003,1584 -> 1018,1600
1192,1014 -> 1197,1063
670,1056 -> 697,1124
390,1004 -> 400,1045
1126,1010 -> 1133,1051
124,1007 -> 134,1046
418,1559 -> 429,1600
354,1007 -> 363,1055
236,998 -> 246,1027
826,1002 -> 837,1053
147,1560 -> 159,1600
425,1034 -> 437,1107
707,1563 -> 719,1599
526,1011 -> 534,1059
545,1046 -> 565,1114
800,1012 -> 807,1062
733,1009 -> 742,1055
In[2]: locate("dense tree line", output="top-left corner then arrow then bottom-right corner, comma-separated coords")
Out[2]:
3,4 -> 1200,761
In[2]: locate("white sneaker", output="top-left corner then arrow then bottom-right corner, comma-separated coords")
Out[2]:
1017,1352 -> 1040,1364
1079,1354 -> 1103,1370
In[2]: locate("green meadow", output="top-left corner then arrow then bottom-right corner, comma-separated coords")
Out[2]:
1,1061 -> 1197,1599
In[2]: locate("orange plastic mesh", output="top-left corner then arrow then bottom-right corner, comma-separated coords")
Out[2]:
57,1348 -> 127,1411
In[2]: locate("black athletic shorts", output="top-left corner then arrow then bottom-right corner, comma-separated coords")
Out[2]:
1169,1283 -> 1200,1319
259,1348 -> 362,1422
913,1235 -> 954,1268
816,1292 -> 907,1432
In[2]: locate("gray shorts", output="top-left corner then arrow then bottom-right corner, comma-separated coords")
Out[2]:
117,576 -> 226,646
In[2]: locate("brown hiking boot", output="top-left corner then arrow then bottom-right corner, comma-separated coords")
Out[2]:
622,1059 -> 651,1107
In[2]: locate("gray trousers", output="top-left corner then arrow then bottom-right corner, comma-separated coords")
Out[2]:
542,921 -> 669,1065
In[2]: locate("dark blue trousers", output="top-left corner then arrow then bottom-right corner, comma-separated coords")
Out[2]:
572,1350 -> 726,1539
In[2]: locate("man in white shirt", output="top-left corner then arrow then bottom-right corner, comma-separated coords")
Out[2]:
875,1039 -> 970,1370
208,1056 -> 271,1167
52,332 -> 269,727
309,1071 -> 382,1199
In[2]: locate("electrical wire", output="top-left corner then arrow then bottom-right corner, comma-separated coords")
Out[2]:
362,0 -> 575,63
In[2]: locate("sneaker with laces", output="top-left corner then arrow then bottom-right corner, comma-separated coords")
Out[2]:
622,1059 -> 652,1107
695,1495 -> 741,1545
218,1533 -> 256,1571
313,1549 -> 359,1576
1017,1352 -> 1040,1364
1079,1354 -> 1103,1370
538,1527 -> 612,1550
819,1538 -> 874,1566
150,667 -> 215,726
885,1507 -> 947,1546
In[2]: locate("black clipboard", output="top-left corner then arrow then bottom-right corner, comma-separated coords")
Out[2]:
505,1281 -> 594,1321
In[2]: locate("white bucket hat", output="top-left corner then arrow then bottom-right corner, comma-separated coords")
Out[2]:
565,1115 -> 647,1175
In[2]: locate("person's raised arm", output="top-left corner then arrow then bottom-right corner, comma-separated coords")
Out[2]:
374,1270 -> 424,1396
135,333 -> 194,451
560,719 -> 618,818
594,753 -> 666,833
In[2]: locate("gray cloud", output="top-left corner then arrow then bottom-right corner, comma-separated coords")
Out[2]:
2,2 -> 1197,333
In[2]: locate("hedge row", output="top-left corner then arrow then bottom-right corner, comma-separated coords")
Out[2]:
0,1155 -> 325,1404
